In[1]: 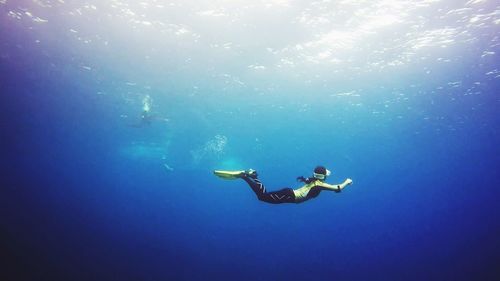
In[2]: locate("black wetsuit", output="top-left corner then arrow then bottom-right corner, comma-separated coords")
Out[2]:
242,175 -> 296,204
241,174 -> 341,204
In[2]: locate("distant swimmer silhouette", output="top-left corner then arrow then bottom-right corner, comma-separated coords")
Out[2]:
135,109 -> 154,127
214,166 -> 353,204
129,95 -> 169,128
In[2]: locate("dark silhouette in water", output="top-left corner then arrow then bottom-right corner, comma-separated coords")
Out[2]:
129,110 -> 154,128
128,95 -> 169,128
214,166 -> 353,204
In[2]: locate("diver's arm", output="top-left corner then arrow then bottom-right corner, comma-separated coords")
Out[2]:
319,179 -> 353,192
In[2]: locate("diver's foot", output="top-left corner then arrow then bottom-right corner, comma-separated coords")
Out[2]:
243,169 -> 258,179
213,169 -> 258,180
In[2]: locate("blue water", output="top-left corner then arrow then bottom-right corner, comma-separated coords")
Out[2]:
1,1 -> 500,280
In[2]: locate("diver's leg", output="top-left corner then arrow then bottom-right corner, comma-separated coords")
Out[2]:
241,176 -> 267,197
241,176 -> 295,204
257,188 -> 296,204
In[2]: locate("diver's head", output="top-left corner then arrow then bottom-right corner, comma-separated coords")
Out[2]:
313,166 -> 331,180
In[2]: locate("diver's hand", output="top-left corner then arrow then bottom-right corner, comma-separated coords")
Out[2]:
344,178 -> 353,185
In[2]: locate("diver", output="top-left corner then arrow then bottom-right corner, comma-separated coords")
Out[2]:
139,109 -> 153,125
214,166 -> 353,204
129,109 -> 153,128
129,95 -> 168,128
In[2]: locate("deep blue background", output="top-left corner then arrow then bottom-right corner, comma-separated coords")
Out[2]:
2,2 -> 500,281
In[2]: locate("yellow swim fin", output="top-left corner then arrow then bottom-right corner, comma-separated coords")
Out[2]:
213,170 -> 245,179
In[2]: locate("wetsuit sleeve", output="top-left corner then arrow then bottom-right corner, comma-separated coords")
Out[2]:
317,182 -> 342,193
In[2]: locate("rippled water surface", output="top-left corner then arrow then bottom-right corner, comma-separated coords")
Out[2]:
1,1 -> 499,280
